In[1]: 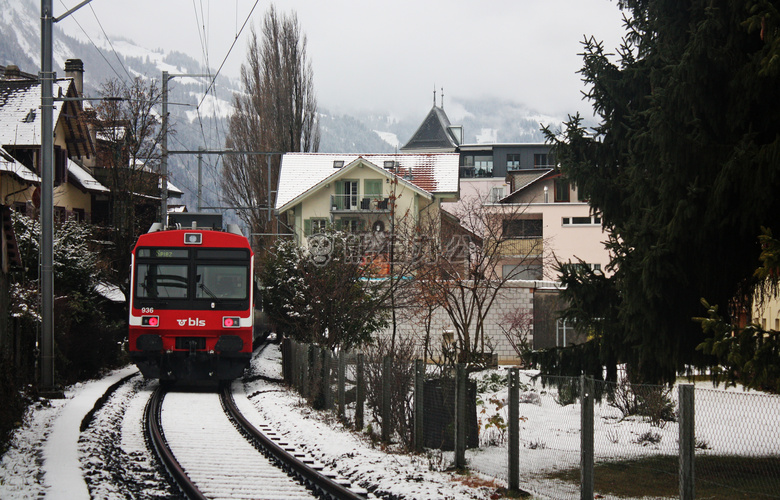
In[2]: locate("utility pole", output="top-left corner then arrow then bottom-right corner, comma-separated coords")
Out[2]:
40,0 -> 54,392
160,72 -> 211,225
197,147 -> 204,211
39,0 -> 94,393
161,70 -> 168,224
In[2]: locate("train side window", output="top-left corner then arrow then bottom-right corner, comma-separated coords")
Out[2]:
136,264 -> 189,299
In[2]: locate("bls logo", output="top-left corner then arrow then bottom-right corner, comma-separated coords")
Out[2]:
176,318 -> 205,327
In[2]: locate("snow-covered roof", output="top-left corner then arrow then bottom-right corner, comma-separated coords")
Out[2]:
0,78 -> 72,147
0,146 -> 39,183
276,153 -> 459,211
94,282 -> 125,303
68,159 -> 109,194
95,126 -> 126,142
160,177 -> 183,197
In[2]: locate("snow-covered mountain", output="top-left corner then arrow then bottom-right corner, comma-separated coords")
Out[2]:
0,0 -> 564,212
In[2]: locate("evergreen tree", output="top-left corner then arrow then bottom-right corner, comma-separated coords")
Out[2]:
543,1 -> 780,383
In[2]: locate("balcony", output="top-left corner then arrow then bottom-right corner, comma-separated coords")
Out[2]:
495,237 -> 543,258
330,194 -> 390,213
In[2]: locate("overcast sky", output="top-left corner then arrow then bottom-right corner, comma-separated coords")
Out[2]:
56,0 -> 627,119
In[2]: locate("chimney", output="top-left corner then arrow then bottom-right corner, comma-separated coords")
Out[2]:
3,65 -> 21,79
64,58 -> 84,96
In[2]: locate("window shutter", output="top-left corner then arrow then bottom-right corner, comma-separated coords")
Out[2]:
304,219 -> 312,237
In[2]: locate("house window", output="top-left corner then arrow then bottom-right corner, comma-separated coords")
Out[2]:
502,264 -> 542,280
503,218 -> 543,239
556,318 -> 575,347
304,218 -> 328,236
54,146 -> 68,186
340,218 -> 363,233
507,154 -> 521,170
534,153 -> 555,168
462,154 -> 493,177
562,216 -> 601,226
364,179 -> 382,199
554,178 -> 570,202
54,206 -> 67,223
489,186 -> 504,203
334,180 -> 359,210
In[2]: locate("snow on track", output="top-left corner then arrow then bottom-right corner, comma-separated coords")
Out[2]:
160,389 -> 315,500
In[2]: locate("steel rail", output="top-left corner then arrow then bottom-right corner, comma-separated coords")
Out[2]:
219,385 -> 364,500
143,386 -> 208,500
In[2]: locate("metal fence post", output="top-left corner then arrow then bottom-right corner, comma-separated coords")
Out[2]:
580,375 -> 594,500
508,368 -> 520,492
356,353 -> 365,431
382,355 -> 392,442
679,384 -> 695,500
337,350 -> 346,419
299,344 -> 311,398
455,363 -> 466,469
323,348 -> 333,410
282,337 -> 290,383
310,347 -> 320,404
414,359 -> 425,452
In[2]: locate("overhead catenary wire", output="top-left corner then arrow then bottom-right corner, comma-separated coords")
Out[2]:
87,3 -> 135,84
196,0 -> 261,111
56,0 -> 128,85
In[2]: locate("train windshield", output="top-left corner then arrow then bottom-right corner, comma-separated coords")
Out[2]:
133,246 -> 251,308
196,265 -> 248,300
136,264 -> 189,298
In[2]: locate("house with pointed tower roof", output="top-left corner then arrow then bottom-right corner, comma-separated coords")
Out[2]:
401,96 -> 610,351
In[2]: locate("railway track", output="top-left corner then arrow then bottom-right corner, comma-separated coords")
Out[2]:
144,383 -> 366,500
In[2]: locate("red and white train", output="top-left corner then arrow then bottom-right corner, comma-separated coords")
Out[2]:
128,215 -> 256,381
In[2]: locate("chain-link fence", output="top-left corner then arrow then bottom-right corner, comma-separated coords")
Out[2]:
282,339 -> 780,499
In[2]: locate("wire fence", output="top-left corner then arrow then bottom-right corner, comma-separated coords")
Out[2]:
281,339 -> 780,499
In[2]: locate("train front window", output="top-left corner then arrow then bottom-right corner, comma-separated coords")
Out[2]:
136,264 -> 189,299
196,265 -> 248,300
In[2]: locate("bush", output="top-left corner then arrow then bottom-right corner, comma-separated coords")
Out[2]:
608,378 -> 676,426
362,336 -> 417,449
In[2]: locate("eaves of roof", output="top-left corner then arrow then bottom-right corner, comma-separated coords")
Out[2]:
68,159 -> 109,194
277,156 -> 434,213
0,147 -> 39,184
500,168 -> 554,202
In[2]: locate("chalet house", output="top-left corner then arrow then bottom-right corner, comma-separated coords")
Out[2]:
275,153 -> 461,271
0,62 -> 107,223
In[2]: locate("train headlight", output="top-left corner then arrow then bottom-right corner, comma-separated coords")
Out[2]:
184,232 -> 202,245
222,316 -> 240,328
141,315 -> 159,327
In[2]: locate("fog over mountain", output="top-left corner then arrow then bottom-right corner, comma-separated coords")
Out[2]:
1,0 -> 568,213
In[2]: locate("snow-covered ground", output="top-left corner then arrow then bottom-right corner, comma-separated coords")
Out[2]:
2,343 -> 778,500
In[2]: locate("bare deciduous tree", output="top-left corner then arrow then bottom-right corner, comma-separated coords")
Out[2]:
411,193 -> 543,369
222,5 -> 319,259
90,77 -> 165,298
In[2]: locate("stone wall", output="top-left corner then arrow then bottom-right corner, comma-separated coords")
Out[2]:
376,281 -> 546,365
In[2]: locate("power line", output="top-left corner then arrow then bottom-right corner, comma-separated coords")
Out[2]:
196,0 -> 261,111
87,3 -> 134,84
56,0 -> 126,84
